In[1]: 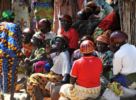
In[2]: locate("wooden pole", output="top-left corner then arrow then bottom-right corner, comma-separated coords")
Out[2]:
118,0 -> 136,45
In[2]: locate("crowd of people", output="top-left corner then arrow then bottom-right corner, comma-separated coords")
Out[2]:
0,0 -> 136,100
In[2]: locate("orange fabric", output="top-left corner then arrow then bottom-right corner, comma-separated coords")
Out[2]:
98,11 -> 117,31
22,43 -> 34,57
96,30 -> 111,44
71,56 -> 102,88
60,28 -> 79,49
80,40 -> 95,54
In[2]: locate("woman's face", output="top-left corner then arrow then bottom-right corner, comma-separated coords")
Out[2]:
54,39 -> 63,50
22,33 -> 32,43
31,37 -> 41,47
60,19 -> 71,30
96,41 -> 108,52
38,22 -> 51,33
109,42 -> 121,53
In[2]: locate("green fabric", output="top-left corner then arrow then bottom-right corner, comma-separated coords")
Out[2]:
2,10 -> 15,20
126,73 -> 136,86
34,48 -> 46,59
93,27 -> 104,40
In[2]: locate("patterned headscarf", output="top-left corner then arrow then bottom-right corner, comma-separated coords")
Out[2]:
80,40 -> 95,54
96,30 -> 111,44
2,10 -> 15,20
32,31 -> 45,40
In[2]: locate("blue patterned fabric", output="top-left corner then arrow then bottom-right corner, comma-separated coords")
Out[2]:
0,22 -> 22,93
112,74 -> 127,88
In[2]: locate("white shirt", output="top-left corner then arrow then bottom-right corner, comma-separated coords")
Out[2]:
45,31 -> 56,40
113,43 -> 136,75
50,51 -> 71,76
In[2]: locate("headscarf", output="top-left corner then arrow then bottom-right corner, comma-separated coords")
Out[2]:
32,32 -> 45,40
2,10 -> 15,20
80,40 -> 95,54
51,36 -> 68,51
34,61 -> 51,73
96,30 -> 111,44
31,31 -> 45,44
38,18 -> 51,28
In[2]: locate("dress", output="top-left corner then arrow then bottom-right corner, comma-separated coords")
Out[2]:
60,56 -> 102,100
27,50 -> 71,98
97,50 -> 113,79
0,21 -> 22,93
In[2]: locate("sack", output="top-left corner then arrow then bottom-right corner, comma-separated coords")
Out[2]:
102,88 -> 120,100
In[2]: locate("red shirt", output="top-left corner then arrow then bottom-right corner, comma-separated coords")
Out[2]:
70,56 -> 102,88
60,27 -> 79,49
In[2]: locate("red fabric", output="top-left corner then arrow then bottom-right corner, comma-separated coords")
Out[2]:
70,56 -> 102,88
98,11 -> 117,31
34,61 -> 46,73
22,43 -> 33,57
80,40 -> 95,54
60,28 -> 79,49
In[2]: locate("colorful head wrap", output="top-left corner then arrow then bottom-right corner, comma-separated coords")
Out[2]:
32,31 -> 45,40
34,61 -> 51,73
38,18 -> 51,28
80,40 -> 95,54
51,36 -> 68,50
96,30 -> 111,44
2,10 -> 15,20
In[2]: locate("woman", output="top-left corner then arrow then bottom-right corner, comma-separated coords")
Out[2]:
0,10 -> 22,99
24,31 -> 48,75
22,28 -> 34,58
59,40 -> 102,100
27,36 -> 71,100
96,30 -> 113,80
59,14 -> 79,56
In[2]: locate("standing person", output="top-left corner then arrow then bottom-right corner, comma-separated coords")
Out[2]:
0,10 -> 22,99
108,31 -> 136,98
59,14 -> 79,56
53,0 -> 79,33
59,40 -> 102,100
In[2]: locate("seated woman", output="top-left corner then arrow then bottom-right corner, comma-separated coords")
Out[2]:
33,39 -> 53,74
96,30 -> 113,80
24,32 -> 49,75
59,40 -> 102,100
22,28 -> 35,58
18,28 -> 35,74
71,35 -> 96,64
26,36 -> 71,100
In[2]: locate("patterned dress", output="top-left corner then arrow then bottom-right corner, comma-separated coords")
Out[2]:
97,50 -> 113,80
0,22 -> 22,93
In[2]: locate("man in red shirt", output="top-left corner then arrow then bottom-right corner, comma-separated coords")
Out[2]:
59,14 -> 79,56
59,40 -> 102,100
